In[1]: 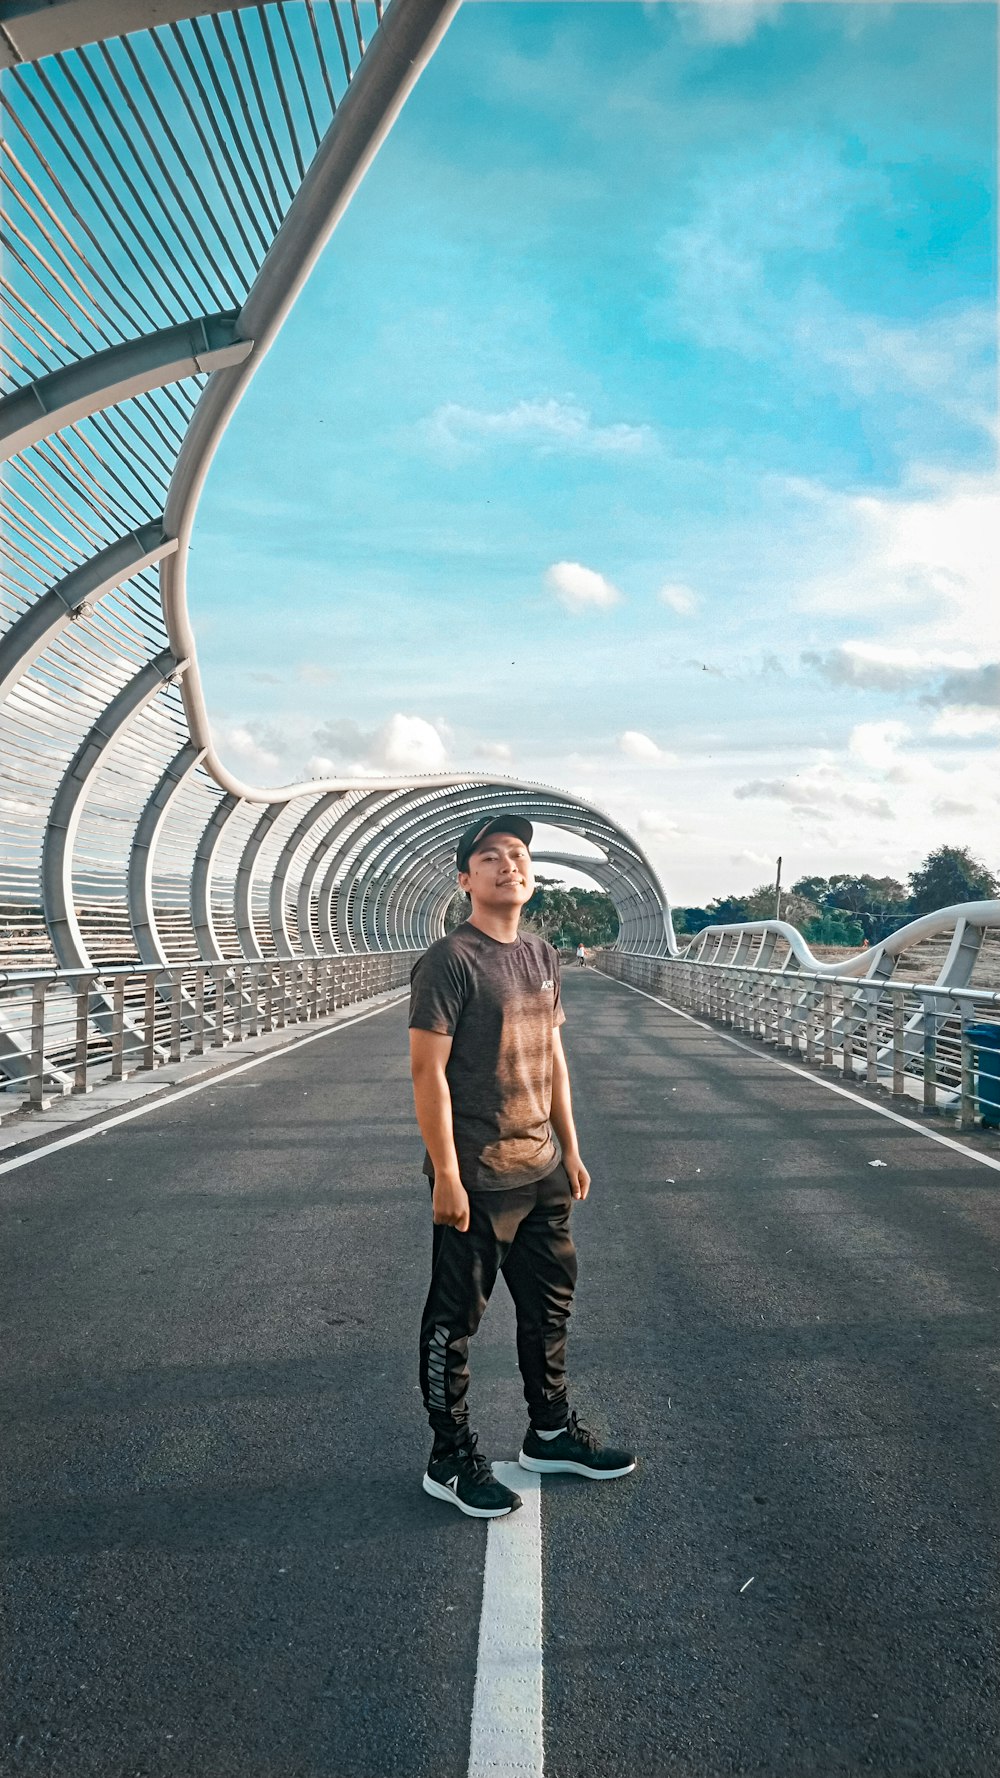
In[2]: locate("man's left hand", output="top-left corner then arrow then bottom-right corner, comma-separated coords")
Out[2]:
564,1152 -> 591,1201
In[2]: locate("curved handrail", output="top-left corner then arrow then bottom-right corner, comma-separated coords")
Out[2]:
680,901 -> 1000,986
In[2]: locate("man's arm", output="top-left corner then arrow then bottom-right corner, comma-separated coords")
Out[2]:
550,1025 -> 591,1201
408,1028 -> 470,1231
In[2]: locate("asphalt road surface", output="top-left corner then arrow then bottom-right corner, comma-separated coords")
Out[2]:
3,968 -> 999,1777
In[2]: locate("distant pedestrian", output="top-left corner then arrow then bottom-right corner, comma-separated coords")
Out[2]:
408,815 -> 636,1518
576,942 -> 587,968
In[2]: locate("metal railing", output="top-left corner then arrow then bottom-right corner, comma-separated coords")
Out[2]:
0,0 -> 673,990
595,950 -> 1000,1134
0,950 -> 419,1118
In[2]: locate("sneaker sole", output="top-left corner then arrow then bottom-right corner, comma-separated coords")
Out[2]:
422,1473 -> 521,1518
517,1452 -> 636,1479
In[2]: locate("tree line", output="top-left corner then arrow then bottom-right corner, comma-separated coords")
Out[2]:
673,844 -> 998,945
446,878 -> 620,947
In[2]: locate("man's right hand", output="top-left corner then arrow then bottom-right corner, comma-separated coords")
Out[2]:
432,1173 -> 471,1232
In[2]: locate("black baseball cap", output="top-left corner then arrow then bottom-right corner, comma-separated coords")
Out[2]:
456,814 -> 533,874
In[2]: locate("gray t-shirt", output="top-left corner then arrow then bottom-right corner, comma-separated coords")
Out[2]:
409,922 -> 566,1192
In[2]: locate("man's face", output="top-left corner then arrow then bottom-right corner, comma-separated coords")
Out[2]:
458,833 -> 535,911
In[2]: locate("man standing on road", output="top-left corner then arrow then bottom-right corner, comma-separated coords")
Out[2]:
408,815 -> 636,1519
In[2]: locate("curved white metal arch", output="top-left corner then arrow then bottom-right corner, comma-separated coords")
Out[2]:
0,524 -> 176,704
41,649 -> 186,969
0,0 -> 674,1000
190,792 -> 242,964
127,741 -> 205,966
158,0 -> 463,804
0,316 -> 253,458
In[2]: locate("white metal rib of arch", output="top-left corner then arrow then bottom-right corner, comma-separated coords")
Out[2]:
0,0 -> 673,982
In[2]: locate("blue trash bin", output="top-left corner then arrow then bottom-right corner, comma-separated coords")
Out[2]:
965,1022 -> 1000,1128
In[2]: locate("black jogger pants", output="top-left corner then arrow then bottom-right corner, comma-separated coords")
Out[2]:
419,1162 -> 578,1451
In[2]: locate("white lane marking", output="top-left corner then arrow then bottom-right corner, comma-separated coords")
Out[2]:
602,973 -> 1000,1176
468,1463 -> 543,1778
0,994 -> 407,1178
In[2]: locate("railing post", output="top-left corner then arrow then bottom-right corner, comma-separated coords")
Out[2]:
310,961 -> 320,1022
73,974 -> 92,1093
29,978 -> 48,1109
959,1011 -> 976,1130
192,967 -> 205,1056
110,974 -> 126,1081
169,971 -> 183,1064
822,981 -> 834,1067
212,964 -> 227,1047
232,963 -> 244,1042
865,988 -> 878,1087
921,997 -> 938,1114
841,985 -> 855,1078
142,970 -> 157,1071
891,993 -> 905,1097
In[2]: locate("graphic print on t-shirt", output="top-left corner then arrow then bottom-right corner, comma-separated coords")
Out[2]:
409,923 -> 566,1192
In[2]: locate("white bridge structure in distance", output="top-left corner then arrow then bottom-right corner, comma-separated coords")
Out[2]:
0,0 -> 998,1134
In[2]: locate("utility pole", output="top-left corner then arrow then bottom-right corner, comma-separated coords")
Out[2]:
775,855 -> 782,921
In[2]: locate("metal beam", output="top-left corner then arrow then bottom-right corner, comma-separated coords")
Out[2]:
267,792 -> 344,960
41,649 -> 185,969
159,0 -> 463,801
0,523 -> 177,705
0,315 -> 253,459
0,1 -> 269,65
127,742 -> 205,967
190,792 -> 241,964
297,791 -> 398,955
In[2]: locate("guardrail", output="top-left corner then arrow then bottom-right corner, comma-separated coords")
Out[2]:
0,952 -> 419,1119
594,950 -> 1000,1134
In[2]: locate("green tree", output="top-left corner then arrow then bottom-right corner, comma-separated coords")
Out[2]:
522,880 -> 619,948
825,873 -> 908,942
908,846 -> 998,916
672,905 -> 712,935
804,910 -> 864,947
792,875 -> 830,904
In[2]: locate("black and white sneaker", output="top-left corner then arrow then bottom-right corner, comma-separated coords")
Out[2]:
423,1435 -> 522,1519
519,1412 -> 636,1480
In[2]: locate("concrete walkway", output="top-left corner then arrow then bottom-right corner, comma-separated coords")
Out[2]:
3,970 -> 998,1776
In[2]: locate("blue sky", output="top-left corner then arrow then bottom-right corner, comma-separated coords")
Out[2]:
191,1 -> 998,904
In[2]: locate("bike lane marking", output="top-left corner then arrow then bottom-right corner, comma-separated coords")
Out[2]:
468,1463 -> 544,1778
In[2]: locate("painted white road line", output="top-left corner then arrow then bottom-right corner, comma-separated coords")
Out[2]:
0,993 -> 407,1178
603,973 -> 1000,1175
468,1463 -> 544,1778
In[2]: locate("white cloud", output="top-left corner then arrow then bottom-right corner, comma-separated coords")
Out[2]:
214,721 -> 281,775
637,808 -> 681,841
424,399 -> 653,460
618,729 -> 663,762
804,640 -> 978,692
931,662 -> 1000,709
658,581 -> 699,617
733,772 -> 894,822
370,713 -> 449,773
675,1 -> 783,47
732,848 -> 779,870
930,707 -> 1000,741
474,741 -> 514,764
794,469 -> 999,648
545,560 -> 623,615
848,720 -> 911,772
